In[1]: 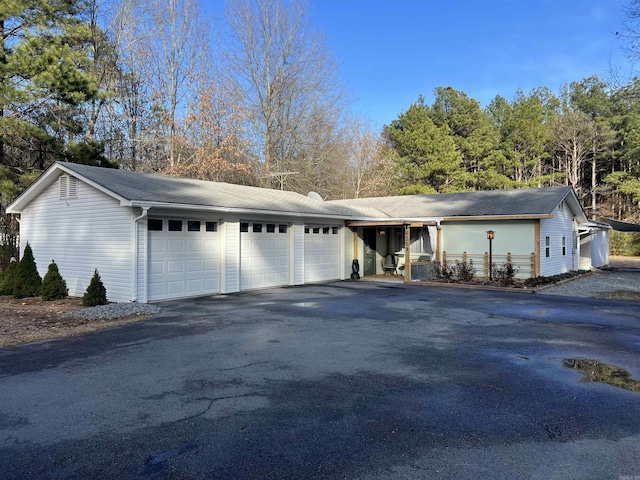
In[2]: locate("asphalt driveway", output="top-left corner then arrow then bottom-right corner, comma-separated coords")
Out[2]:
1,281 -> 640,479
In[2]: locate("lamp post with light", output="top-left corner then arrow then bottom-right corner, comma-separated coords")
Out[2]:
487,230 -> 494,281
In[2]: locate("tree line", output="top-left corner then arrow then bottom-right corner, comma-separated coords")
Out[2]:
1,0 -> 639,261
386,79 -> 640,222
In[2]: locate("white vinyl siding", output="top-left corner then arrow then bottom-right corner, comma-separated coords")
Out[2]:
223,219 -> 241,294
539,201 -> 576,276
579,238 -> 592,270
136,217 -> 146,302
591,229 -> 609,268
292,223 -> 305,285
20,175 -> 133,302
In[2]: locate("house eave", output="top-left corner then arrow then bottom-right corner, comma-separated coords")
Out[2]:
129,201 -> 351,220
441,214 -> 553,222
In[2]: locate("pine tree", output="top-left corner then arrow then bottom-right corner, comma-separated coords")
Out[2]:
40,260 -> 68,301
0,261 -> 18,295
0,0 -> 100,166
82,269 -> 107,306
13,242 -> 42,299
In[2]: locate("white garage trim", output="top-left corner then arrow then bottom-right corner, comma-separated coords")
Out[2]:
147,217 -> 221,301
240,221 -> 290,290
304,225 -> 342,283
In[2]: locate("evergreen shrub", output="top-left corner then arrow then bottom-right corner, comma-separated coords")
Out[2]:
13,243 -> 42,299
40,260 -> 68,301
82,269 -> 108,306
0,261 -> 18,295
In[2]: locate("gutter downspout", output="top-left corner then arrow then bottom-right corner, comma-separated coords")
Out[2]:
14,216 -> 21,259
131,207 -> 150,302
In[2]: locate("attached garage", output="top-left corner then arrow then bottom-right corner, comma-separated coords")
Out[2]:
147,218 -> 220,301
240,221 -> 290,290
304,225 -> 341,283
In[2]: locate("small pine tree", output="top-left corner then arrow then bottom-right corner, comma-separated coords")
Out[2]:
0,262 -> 18,296
13,243 -> 42,299
40,260 -> 68,301
82,269 -> 108,306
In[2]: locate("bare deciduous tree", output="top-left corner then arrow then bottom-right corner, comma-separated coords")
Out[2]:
224,0 -> 346,188
552,109 -> 597,195
347,118 -> 393,198
138,0 -> 211,168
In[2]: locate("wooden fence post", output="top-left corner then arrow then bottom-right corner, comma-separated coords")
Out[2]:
531,253 -> 536,277
463,251 -> 467,263
484,252 -> 489,278
507,252 -> 512,265
442,251 -> 447,267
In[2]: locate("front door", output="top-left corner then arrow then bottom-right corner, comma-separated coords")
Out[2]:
363,228 -> 377,276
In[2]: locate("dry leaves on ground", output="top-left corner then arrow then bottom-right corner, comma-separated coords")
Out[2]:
0,296 -> 155,348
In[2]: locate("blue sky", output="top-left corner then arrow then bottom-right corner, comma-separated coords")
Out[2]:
308,0 -> 630,127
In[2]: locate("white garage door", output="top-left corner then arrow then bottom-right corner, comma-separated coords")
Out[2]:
240,221 -> 289,290
304,226 -> 341,282
148,219 -> 220,301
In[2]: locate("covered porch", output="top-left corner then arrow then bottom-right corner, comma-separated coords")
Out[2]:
347,220 -> 441,282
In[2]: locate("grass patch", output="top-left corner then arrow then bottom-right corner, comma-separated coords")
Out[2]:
562,358 -> 640,392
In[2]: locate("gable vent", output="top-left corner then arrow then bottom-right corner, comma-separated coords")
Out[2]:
59,175 -> 78,200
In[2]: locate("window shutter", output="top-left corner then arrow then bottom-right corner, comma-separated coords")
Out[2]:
68,177 -> 78,198
59,175 -> 68,199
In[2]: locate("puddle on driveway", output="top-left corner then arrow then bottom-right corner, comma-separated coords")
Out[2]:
563,358 -> 640,392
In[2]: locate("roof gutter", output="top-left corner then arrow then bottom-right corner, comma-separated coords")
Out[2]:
128,201 -> 351,221
441,214 -> 553,221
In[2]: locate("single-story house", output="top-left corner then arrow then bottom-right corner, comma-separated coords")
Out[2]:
6,162 -> 609,303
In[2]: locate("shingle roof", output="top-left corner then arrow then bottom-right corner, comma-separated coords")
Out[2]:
58,162 -> 359,218
327,186 -> 577,219
8,162 -> 585,223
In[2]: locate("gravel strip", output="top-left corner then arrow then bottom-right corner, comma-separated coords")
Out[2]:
63,303 -> 161,320
539,269 -> 640,298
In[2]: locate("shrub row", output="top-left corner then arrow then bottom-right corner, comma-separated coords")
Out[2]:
0,242 -> 108,306
434,259 -> 520,286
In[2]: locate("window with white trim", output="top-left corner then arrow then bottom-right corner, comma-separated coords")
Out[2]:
562,237 -> 566,256
545,236 -> 550,258
59,175 -> 78,200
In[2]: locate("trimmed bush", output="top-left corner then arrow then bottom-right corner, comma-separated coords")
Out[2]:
40,260 -> 68,301
82,269 -> 108,306
453,259 -> 476,282
434,261 -> 454,280
13,243 -> 42,299
492,262 -> 519,286
0,261 -> 18,295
